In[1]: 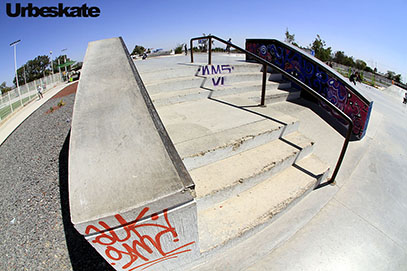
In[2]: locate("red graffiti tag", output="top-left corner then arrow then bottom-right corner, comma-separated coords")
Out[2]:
85,208 -> 195,270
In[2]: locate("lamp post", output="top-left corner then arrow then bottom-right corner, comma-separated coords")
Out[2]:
10,39 -> 23,107
23,64 -> 27,85
61,48 -> 68,74
50,50 -> 54,84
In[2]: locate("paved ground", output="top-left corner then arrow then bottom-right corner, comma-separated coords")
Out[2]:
246,84 -> 407,270
0,82 -> 113,271
1,57 -> 406,270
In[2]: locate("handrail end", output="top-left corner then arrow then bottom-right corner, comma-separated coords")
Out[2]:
314,176 -> 336,190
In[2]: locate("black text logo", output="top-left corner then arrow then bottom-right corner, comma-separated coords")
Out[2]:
6,3 -> 101,18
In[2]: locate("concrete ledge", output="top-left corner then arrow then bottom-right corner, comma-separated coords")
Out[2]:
69,37 -> 195,234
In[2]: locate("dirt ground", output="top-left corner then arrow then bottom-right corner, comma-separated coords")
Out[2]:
52,82 -> 78,99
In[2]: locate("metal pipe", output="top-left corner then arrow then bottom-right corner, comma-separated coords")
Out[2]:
10,39 -> 23,107
261,64 -> 267,106
190,39 -> 194,63
328,120 -> 353,183
189,35 -> 354,183
208,37 -> 212,65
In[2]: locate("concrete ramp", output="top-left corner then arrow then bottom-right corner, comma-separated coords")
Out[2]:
69,37 -> 199,270
383,84 -> 406,102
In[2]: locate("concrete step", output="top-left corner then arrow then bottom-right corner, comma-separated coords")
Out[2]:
145,71 -> 266,94
139,63 -> 201,82
191,131 -> 315,211
146,76 -> 203,94
176,118 -> 299,171
228,89 -> 301,105
212,86 -> 301,109
268,72 -> 283,81
197,63 -> 262,76
201,72 -> 263,88
150,81 -> 283,107
138,62 -> 262,83
197,154 -> 329,253
155,99 -> 299,171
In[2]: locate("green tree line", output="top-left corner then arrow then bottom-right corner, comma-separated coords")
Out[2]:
285,29 -> 402,83
4,54 -> 73,93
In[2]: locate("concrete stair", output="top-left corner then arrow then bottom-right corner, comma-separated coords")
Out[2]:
192,131 -> 315,211
139,60 -> 300,107
198,154 -> 328,252
135,54 -> 329,262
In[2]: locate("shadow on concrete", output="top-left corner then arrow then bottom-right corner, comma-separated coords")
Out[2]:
59,132 -> 115,271
206,93 -> 328,184
204,89 -> 287,126
288,97 -> 359,141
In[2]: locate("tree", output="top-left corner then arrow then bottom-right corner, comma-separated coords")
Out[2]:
364,66 -> 374,73
394,74 -> 401,83
0,81 -> 12,94
52,55 -> 72,73
310,35 -> 332,62
333,51 -> 346,64
285,28 -> 295,44
13,55 -> 51,87
174,44 -> 183,54
284,29 -> 299,47
355,59 -> 367,71
342,55 -> 355,67
131,45 -> 146,56
386,70 -> 395,80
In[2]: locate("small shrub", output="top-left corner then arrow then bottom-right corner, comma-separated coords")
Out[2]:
57,99 -> 65,107
174,44 -> 183,54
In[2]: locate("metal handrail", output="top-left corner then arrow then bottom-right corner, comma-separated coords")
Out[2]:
190,35 -> 354,184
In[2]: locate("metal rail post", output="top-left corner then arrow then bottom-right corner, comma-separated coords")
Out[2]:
190,39 -> 194,63
208,37 -> 212,65
261,64 -> 267,106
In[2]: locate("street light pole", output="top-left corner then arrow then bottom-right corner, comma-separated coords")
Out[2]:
50,50 -> 54,85
10,39 -> 23,107
61,48 -> 68,76
23,64 -> 27,85
58,58 -> 61,82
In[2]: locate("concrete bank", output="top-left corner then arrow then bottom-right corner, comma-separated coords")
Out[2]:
69,37 -> 199,270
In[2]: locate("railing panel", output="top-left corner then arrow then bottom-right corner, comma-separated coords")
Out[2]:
246,39 -> 373,139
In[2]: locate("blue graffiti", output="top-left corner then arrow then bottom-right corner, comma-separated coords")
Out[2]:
201,64 -> 233,76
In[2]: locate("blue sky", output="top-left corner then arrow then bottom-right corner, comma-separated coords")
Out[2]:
1,0 -> 406,85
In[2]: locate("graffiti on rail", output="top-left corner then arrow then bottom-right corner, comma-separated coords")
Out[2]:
200,64 -> 234,87
246,40 -> 372,139
85,207 -> 195,270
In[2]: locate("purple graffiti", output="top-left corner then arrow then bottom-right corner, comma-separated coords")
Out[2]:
245,39 -> 373,139
201,65 -> 233,76
212,77 -> 225,86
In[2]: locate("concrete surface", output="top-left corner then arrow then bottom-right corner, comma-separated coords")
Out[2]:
2,51 -> 406,270
0,82 -> 68,146
69,38 -> 200,270
69,37 -> 195,233
382,84 -> 407,102
245,84 -> 407,270
137,54 -> 331,262
191,131 -> 314,208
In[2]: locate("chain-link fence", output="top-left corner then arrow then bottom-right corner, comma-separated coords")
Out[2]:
0,73 -> 64,121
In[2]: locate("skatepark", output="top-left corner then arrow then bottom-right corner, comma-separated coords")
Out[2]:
0,37 -> 406,270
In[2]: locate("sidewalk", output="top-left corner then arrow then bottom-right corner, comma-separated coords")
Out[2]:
0,82 -> 72,146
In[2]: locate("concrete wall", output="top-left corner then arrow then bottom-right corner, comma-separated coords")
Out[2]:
246,39 -> 373,139
69,37 -> 198,270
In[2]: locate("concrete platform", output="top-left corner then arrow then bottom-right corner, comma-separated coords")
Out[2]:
188,83 -> 407,270
3,50 -> 406,270
136,53 -> 407,270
